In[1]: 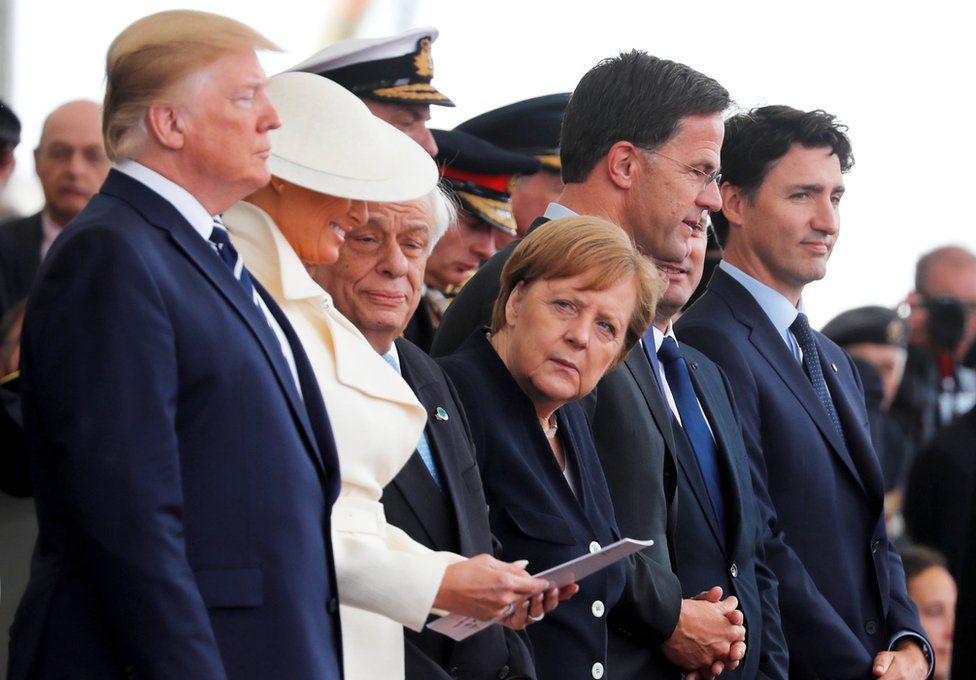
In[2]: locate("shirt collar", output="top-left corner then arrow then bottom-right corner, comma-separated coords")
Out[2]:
648,321 -> 677,352
384,342 -> 401,371
543,202 -> 578,220
718,260 -> 803,339
115,160 -> 215,241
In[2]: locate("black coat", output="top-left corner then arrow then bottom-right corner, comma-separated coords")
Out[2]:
667,341 -> 788,679
439,331 -> 626,680
0,212 -> 42,315
381,338 -> 534,680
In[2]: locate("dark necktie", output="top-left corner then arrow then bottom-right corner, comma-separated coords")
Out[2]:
209,217 -> 258,304
790,313 -> 847,444
658,336 -> 726,533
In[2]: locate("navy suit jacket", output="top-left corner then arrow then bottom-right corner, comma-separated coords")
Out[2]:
439,331 -> 625,680
0,211 -> 42,315
677,268 -> 927,679
382,338 -> 534,680
668,341 -> 788,679
8,170 -> 343,680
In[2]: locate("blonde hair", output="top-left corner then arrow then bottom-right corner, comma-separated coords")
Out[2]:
492,216 -> 665,364
104,10 -> 279,161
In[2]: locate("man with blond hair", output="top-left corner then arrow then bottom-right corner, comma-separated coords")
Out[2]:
8,11 -> 344,679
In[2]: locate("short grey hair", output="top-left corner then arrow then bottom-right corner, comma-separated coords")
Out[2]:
425,183 -> 457,250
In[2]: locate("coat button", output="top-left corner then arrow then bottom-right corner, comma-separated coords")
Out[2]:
865,620 -> 878,635
730,563 -> 738,578
497,665 -> 510,679
327,597 -> 338,614
591,600 -> 605,618
591,662 -> 605,678
589,541 -> 601,554
449,667 -> 459,678
871,539 -> 881,554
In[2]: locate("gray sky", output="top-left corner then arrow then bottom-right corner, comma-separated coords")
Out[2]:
6,0 -> 974,326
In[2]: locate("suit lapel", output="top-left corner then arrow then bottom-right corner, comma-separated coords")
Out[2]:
100,171 -> 322,474
623,346 -> 678,454
711,269 -> 868,495
683,353 -> 748,557
396,342 -> 470,551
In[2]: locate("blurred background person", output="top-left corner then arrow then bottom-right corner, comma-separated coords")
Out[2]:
404,127 -> 538,352
455,93 -> 570,240
903,403 -> 976,578
290,27 -> 451,157
822,305 -> 913,531
900,546 -> 955,680
224,72 -> 550,680
314,190 -> 569,679
0,99 -> 21,219
892,245 -> 976,450
439,217 -> 664,679
0,100 -> 109,315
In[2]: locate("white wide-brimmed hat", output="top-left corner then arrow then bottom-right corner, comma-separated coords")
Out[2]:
266,71 -> 438,202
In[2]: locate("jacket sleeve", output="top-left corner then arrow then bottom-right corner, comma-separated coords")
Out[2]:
331,495 -> 465,632
21,227 -> 227,678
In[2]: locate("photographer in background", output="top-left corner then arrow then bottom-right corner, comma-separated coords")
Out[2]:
891,245 -> 976,450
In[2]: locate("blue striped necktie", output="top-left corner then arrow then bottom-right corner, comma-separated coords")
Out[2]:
381,352 -> 444,491
790,313 -> 847,445
209,217 -> 258,304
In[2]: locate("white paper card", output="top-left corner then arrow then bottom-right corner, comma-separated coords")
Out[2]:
426,537 -> 653,641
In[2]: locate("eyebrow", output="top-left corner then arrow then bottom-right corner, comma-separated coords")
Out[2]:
789,183 -> 846,194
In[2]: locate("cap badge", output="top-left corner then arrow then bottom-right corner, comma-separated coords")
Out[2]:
414,38 -> 434,78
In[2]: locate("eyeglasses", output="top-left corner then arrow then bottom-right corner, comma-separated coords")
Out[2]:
643,148 -> 722,189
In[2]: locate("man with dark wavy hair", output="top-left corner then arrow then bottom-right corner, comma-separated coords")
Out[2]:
678,106 -> 932,679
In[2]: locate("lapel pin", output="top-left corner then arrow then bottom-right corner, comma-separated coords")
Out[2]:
435,407 -> 449,421
690,361 -> 699,370
831,363 -> 839,373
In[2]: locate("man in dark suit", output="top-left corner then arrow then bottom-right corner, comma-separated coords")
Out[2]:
433,51 -> 747,679
8,12 -> 344,679
637,216 -> 788,679
314,191 -> 573,679
677,105 -> 931,679
0,100 -> 109,315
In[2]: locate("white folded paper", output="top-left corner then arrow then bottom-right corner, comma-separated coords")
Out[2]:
427,537 -> 654,641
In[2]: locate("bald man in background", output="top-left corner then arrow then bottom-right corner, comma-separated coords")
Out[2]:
0,100 -> 109,314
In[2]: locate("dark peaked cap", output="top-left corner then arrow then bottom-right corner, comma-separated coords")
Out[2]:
455,93 -> 570,171
433,128 -> 541,236
0,99 -> 21,147
821,306 -> 909,348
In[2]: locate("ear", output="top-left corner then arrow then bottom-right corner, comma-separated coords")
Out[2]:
720,183 -> 747,229
505,281 -> 526,327
605,141 -> 642,191
145,104 -> 186,151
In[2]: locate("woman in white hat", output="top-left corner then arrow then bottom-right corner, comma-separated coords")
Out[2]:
222,72 -> 551,680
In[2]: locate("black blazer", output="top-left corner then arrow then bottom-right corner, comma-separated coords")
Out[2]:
382,338 -> 534,680
581,346 -> 685,679
0,211 -> 42,315
439,331 -> 625,680
668,341 -> 788,679
403,301 -> 436,354
677,267 -> 927,679
9,171 -> 343,680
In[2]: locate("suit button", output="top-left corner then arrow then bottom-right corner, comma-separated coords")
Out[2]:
591,600 -> 605,618
730,563 -> 738,578
589,541 -> 601,554
591,661 -> 605,678
327,597 -> 338,614
497,665 -> 510,679
449,667 -> 459,678
871,539 -> 881,554
865,620 -> 878,635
